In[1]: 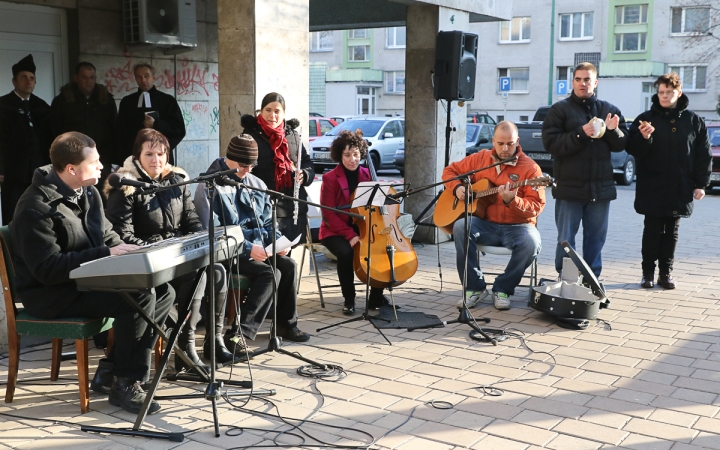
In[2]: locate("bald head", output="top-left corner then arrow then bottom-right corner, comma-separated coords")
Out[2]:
494,120 -> 518,137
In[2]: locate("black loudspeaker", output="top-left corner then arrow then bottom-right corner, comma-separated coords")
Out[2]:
433,31 -> 478,101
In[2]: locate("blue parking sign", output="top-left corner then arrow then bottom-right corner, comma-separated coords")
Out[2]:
556,80 -> 568,95
499,77 -> 511,91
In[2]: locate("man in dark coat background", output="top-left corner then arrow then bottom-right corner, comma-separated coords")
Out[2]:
115,63 -> 185,165
626,72 -> 711,290
542,62 -> 627,279
0,54 -> 52,224
51,62 -> 117,195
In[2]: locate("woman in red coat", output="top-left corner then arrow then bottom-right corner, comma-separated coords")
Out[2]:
319,130 -> 391,314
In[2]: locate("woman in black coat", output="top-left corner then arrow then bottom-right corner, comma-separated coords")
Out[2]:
627,73 -> 712,290
105,129 -> 238,372
240,92 -> 315,244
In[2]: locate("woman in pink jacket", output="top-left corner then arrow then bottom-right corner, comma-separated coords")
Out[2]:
319,130 -> 391,314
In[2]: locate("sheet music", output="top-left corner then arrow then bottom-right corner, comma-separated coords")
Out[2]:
351,181 -> 393,208
264,234 -> 301,257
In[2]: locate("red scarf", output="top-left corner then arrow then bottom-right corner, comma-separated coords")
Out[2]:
257,114 -> 293,191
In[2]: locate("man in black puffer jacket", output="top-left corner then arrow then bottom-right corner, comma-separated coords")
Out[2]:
626,73 -> 711,290
542,62 -> 627,278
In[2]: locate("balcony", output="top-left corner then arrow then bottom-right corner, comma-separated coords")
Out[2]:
326,68 -> 383,82
600,61 -> 666,78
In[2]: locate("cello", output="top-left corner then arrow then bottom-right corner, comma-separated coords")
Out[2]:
351,155 -> 418,289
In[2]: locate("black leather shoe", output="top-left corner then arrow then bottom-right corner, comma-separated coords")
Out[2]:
641,274 -> 654,289
368,294 -> 401,310
109,377 -> 160,415
657,273 -> 676,290
91,358 -> 114,394
277,325 -> 311,342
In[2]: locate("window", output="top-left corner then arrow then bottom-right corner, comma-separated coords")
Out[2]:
557,66 -> 572,83
349,29 -> 368,39
519,115 -> 529,122
498,68 -> 530,93
385,71 -> 405,94
668,65 -> 707,91
497,115 -> 505,122
310,31 -> 333,52
615,5 -> 649,24
382,121 -> 403,138
500,17 -> 531,43
560,12 -> 594,39
309,120 -> 317,137
615,32 -> 647,52
386,27 -> 406,48
319,120 -> 335,135
671,7 -> 710,35
349,45 -> 370,62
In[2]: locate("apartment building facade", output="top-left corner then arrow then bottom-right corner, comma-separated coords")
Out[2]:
309,1 -> 719,121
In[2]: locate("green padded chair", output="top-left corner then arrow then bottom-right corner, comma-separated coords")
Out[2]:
0,225 -> 114,413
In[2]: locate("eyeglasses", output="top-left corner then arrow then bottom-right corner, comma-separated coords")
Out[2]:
237,163 -> 257,169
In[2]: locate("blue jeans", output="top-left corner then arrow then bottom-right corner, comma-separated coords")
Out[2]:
554,199 -> 610,278
453,217 -> 541,296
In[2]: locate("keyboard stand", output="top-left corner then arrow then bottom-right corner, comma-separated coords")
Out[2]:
81,276 -> 275,442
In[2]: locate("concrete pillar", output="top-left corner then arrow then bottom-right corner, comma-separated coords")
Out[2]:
404,5 -> 469,244
217,0 -> 309,154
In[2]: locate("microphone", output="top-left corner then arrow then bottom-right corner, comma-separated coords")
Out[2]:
218,176 -> 244,188
198,168 -> 239,180
107,173 -> 153,190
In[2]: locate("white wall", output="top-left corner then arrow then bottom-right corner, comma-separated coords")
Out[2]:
325,83 -> 357,117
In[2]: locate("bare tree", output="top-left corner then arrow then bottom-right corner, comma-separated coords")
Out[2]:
674,2 -> 720,59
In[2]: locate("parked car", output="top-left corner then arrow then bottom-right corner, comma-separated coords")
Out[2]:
516,109 -> 636,185
393,145 -> 404,176
467,112 -> 496,124
708,122 -> 720,188
308,117 -> 337,142
466,123 -> 495,155
310,117 -> 405,172
330,115 -> 358,124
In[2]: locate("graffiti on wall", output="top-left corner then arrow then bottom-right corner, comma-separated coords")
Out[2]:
103,58 -> 219,99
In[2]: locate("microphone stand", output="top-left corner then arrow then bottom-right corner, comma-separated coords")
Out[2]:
388,157 -> 519,345
217,176 -> 364,368
83,169 -> 275,443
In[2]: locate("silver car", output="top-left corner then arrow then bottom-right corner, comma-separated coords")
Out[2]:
309,117 -> 405,172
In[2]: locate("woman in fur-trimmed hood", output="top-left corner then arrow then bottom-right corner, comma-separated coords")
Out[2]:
104,137 -> 201,245
240,92 -> 315,244
103,128 -> 239,376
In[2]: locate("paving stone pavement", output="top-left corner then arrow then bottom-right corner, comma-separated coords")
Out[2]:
1,186 -> 719,449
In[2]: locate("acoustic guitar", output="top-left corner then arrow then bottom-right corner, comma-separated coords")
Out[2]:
433,176 -> 552,234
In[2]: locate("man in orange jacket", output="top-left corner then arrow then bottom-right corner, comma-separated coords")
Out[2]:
443,121 -> 545,310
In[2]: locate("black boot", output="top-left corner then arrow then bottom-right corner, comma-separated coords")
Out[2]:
109,376 -> 160,414
204,289 -> 241,365
641,272 -> 654,288
174,297 -> 210,374
91,358 -> 114,394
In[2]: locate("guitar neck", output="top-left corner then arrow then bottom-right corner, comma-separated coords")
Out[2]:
476,179 -> 533,198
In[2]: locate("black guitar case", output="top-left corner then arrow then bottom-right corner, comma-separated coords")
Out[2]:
529,241 -> 610,325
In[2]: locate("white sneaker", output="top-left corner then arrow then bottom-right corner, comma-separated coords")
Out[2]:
493,292 -> 511,310
456,289 -> 490,309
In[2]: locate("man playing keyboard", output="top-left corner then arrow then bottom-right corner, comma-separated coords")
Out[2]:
10,131 -> 174,414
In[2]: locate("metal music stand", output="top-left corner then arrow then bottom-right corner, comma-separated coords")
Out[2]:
315,181 -> 402,344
